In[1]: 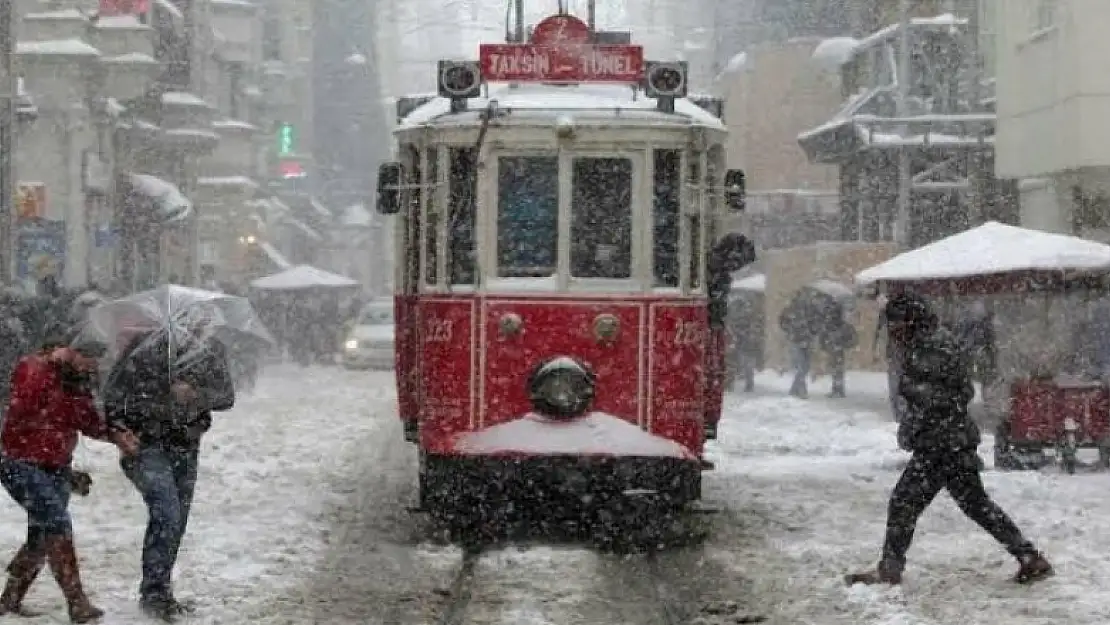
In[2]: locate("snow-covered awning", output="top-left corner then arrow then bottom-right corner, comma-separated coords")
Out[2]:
731,273 -> 765,292
250,265 -> 358,290
257,241 -> 291,270
856,222 -> 1110,294
309,197 -> 332,219
127,173 -> 192,223
811,37 -> 858,70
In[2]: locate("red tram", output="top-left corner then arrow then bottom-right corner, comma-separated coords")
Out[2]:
375,13 -> 747,517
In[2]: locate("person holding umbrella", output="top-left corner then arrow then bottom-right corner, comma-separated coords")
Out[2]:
102,304 -> 236,620
0,330 -> 139,622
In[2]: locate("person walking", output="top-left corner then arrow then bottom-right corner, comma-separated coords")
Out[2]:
0,338 -> 138,622
103,312 -> 235,620
846,293 -> 1053,586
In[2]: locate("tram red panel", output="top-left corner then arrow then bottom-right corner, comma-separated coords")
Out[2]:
1058,384 -> 1110,444
394,295 -> 419,422
649,303 -> 707,456
417,299 -> 475,453
481,299 -> 643,429
1009,381 -> 1059,442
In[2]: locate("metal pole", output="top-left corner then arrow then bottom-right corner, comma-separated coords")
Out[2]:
966,0 -> 985,224
895,0 -> 912,248
514,0 -> 524,43
0,1 -> 15,284
588,0 -> 596,34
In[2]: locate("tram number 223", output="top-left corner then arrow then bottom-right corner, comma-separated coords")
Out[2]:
424,318 -> 453,343
673,320 -> 706,346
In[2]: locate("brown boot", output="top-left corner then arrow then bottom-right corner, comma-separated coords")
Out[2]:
44,536 -> 104,624
0,544 -> 46,616
1014,552 -> 1054,584
845,559 -> 903,586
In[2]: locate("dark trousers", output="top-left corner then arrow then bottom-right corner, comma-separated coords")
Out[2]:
121,445 -> 199,601
882,450 -> 1035,570
0,457 -> 73,546
828,348 -> 846,396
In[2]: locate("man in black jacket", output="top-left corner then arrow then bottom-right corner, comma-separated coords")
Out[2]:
846,293 -> 1052,586
103,315 -> 235,620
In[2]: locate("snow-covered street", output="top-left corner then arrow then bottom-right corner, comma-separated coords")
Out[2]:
3,366 -> 1109,624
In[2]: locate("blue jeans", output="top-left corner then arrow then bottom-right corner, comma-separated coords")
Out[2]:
790,344 -> 811,396
121,445 -> 199,601
0,457 -> 73,548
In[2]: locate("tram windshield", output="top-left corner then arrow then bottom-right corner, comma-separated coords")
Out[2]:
571,157 -> 633,279
497,156 -> 559,278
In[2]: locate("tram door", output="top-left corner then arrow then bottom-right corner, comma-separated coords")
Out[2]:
397,146 -> 423,435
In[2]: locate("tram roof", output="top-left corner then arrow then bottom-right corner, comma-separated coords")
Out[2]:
398,83 -> 726,131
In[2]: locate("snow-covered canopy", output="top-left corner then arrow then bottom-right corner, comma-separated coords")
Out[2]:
128,173 -> 192,222
856,222 -> 1110,287
250,264 -> 358,290
811,37 -> 859,70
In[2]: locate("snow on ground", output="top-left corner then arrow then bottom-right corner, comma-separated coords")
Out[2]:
0,364 -> 398,624
707,378 -> 1110,625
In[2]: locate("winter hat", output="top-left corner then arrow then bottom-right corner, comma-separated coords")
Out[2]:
884,292 -> 935,330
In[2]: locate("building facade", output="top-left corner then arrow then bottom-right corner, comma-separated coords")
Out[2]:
993,0 -> 1110,240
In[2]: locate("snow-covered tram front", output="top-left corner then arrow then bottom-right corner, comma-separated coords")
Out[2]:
375,12 -> 747,518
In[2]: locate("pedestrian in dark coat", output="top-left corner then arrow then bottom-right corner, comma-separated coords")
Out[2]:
0,339 -> 138,622
820,318 -> 857,398
102,317 -> 235,620
779,294 -> 823,398
846,293 -> 1053,586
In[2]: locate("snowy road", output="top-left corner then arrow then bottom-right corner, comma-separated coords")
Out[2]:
2,366 -> 1108,624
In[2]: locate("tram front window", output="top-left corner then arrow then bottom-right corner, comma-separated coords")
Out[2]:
497,156 -> 559,278
571,157 -> 633,279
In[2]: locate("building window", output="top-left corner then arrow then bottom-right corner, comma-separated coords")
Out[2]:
1033,0 -> 1057,31
228,63 -> 243,118
262,14 -> 282,61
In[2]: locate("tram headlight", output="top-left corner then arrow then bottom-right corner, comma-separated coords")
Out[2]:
528,356 -> 595,420
344,339 -> 359,350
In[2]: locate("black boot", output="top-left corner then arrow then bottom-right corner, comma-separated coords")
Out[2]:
0,544 -> 45,616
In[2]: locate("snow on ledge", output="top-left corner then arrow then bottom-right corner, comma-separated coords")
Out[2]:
197,176 -> 259,189
162,91 -> 211,108
452,412 -> 697,459
103,52 -> 158,65
95,15 -> 150,30
212,119 -> 258,132
16,39 -> 101,57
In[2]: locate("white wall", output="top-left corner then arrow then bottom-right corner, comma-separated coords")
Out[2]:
994,0 -> 1110,179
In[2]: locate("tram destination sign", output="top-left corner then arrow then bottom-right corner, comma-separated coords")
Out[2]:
479,43 -> 644,83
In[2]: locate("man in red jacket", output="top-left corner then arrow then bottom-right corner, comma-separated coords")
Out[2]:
0,341 -> 138,622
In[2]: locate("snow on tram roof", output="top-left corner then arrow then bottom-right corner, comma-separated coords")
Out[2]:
399,83 -> 725,130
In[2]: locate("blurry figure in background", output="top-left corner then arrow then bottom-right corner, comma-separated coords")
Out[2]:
874,295 -> 909,423
821,316 -> 858,398
706,235 -> 757,440
102,308 -> 235,620
726,293 -> 761,393
953,300 -> 998,387
0,334 -> 138,622
779,293 -> 823,399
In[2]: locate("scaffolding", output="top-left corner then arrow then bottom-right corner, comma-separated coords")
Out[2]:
797,13 -> 1011,249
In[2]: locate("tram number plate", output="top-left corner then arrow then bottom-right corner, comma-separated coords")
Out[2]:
674,320 -> 705,347
424,318 -> 453,343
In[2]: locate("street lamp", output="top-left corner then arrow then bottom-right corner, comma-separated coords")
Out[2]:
239,234 -> 257,245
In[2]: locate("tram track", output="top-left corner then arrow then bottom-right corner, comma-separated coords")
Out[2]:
433,545 -> 484,625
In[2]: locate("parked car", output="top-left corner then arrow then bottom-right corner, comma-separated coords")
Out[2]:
342,299 -> 395,369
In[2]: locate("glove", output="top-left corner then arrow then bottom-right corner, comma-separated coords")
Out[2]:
69,470 -> 92,497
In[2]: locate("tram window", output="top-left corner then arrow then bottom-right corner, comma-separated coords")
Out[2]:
448,148 -> 477,285
571,157 -> 633,279
423,147 -> 439,285
497,156 -> 559,277
653,149 -> 681,287
689,214 -> 702,289
403,146 -> 421,214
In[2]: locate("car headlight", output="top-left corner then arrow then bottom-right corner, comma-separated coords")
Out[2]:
344,339 -> 359,350
528,356 -> 595,419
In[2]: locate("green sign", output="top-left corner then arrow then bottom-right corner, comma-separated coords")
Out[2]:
278,123 -> 295,155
